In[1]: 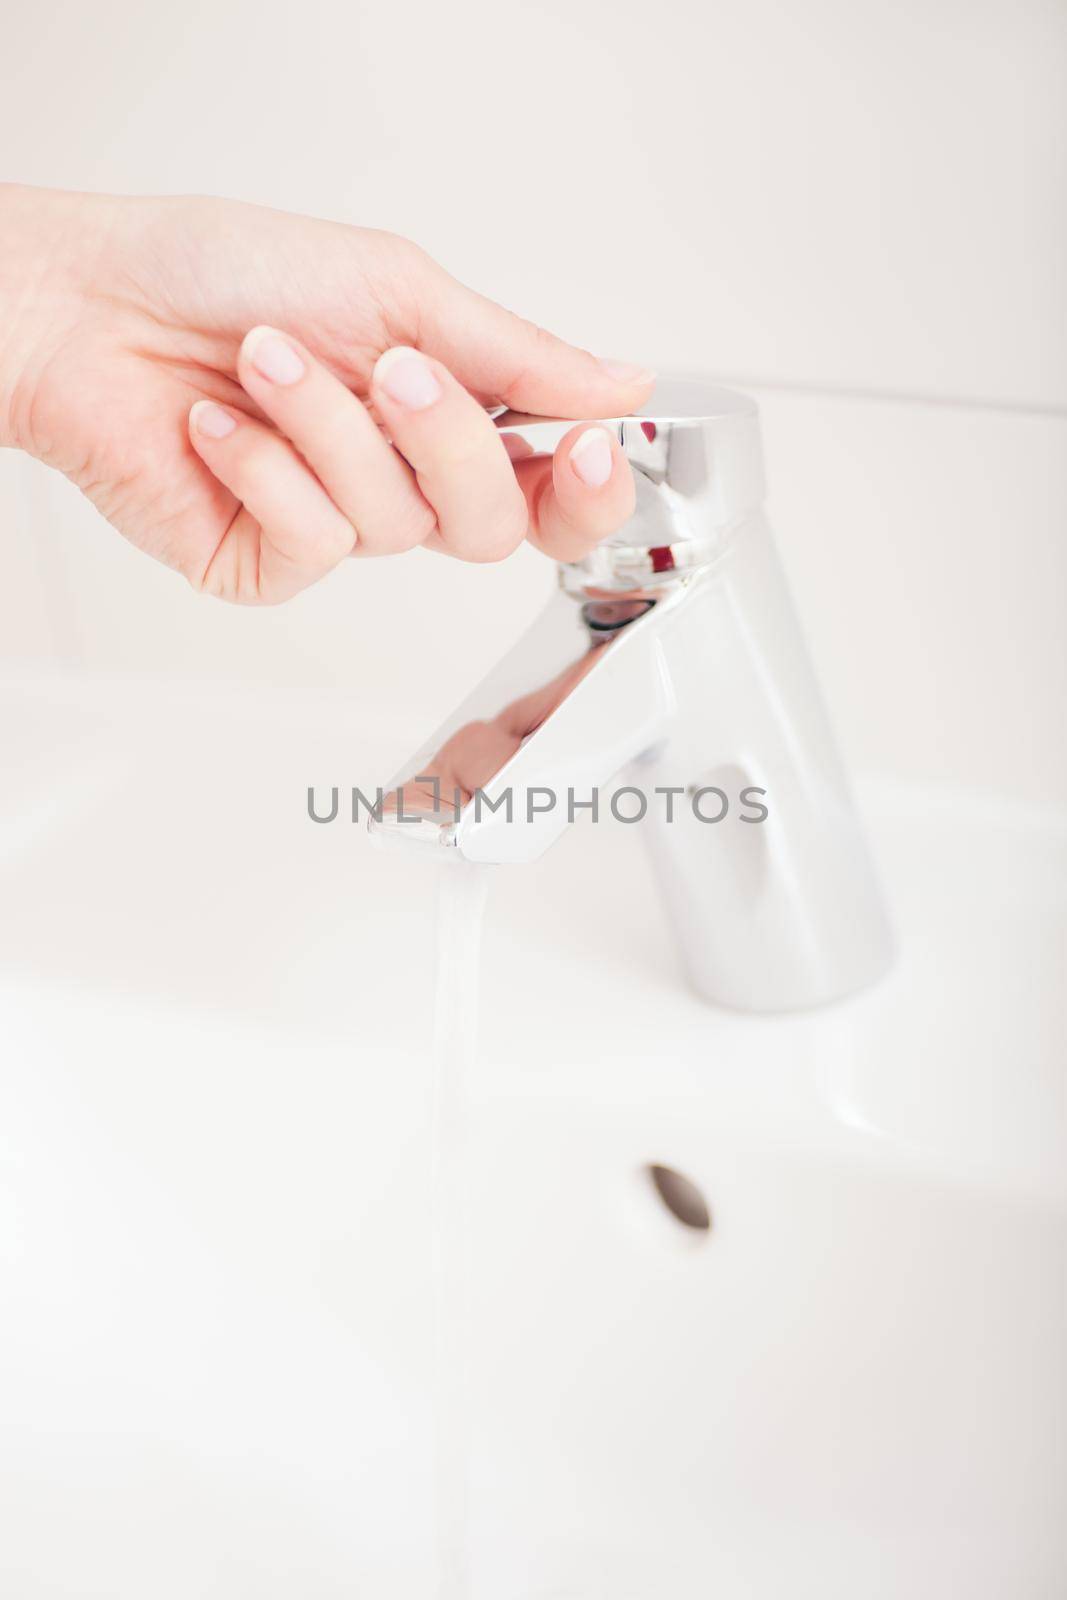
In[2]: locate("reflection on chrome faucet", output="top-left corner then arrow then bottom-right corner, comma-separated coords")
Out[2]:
387,632 -> 610,820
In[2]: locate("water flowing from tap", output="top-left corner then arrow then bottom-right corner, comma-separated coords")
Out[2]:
430,860 -> 489,1599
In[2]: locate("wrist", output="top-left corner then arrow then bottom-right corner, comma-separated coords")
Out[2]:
0,185 -> 115,455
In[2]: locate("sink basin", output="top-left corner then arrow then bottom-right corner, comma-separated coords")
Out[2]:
0,673 -> 1063,1598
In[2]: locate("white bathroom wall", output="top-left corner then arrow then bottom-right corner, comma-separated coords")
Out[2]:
2,0 -> 1063,408
0,0 -> 1064,796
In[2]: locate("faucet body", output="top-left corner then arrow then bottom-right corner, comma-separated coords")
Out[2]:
372,382 -> 894,1013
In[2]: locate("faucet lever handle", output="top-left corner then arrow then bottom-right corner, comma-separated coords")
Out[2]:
496,378 -> 766,587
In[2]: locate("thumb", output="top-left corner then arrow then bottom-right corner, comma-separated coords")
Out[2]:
412,258 -> 655,417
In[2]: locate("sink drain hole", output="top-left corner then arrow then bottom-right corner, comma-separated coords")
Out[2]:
645,1164 -> 711,1233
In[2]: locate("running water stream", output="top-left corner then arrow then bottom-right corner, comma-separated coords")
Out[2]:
429,861 -> 490,1598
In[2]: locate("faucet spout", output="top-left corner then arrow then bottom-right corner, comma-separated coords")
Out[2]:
371,583 -> 678,862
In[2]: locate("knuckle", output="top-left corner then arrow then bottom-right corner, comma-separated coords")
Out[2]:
463,500 -> 528,564
500,320 -> 556,404
358,494 -> 437,555
499,494 -> 531,547
401,501 -> 439,548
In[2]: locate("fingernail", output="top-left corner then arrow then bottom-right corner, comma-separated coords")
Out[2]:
243,326 -> 306,386
190,401 -> 237,440
598,357 -> 656,385
373,346 -> 442,411
569,426 -> 614,489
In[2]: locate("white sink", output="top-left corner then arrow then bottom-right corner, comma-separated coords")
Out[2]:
1,674 -> 1063,1598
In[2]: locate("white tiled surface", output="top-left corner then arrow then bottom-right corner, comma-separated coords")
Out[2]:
2,0 -> 1064,408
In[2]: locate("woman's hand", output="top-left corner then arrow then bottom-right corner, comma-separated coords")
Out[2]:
0,186 -> 653,604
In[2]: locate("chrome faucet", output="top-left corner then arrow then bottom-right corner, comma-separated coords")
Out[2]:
371,380 -> 894,1012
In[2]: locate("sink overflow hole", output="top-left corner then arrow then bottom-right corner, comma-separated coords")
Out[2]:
646,1164 -> 712,1233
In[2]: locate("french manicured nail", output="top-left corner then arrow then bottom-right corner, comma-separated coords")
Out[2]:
598,357 -> 655,384
374,346 -> 442,411
190,401 -> 237,440
569,426 -> 614,489
243,326 -> 306,386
